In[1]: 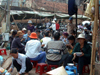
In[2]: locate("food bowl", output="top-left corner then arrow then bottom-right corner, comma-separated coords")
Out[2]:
67,63 -> 74,67
75,52 -> 82,56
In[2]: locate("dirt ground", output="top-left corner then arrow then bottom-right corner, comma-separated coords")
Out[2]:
1,50 -> 91,75
2,50 -> 46,75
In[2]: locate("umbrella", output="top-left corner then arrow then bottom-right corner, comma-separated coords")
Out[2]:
82,21 -> 90,26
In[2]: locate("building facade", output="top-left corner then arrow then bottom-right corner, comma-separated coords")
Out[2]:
46,0 -> 68,3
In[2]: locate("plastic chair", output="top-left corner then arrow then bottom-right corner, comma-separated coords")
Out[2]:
82,65 -> 90,74
48,65 -> 58,71
36,63 -> 48,75
65,66 -> 78,75
0,49 -> 7,55
30,60 -> 38,68
66,71 -> 75,75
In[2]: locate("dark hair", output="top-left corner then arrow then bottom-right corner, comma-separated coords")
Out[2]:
44,32 -> 50,37
68,35 -> 75,41
36,30 -> 40,33
54,32 -> 60,40
71,30 -> 76,34
63,32 -> 69,37
12,30 -> 17,36
10,48 -> 18,54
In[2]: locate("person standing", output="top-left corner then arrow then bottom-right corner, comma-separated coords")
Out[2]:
46,20 -> 51,29
55,20 -> 60,31
67,17 -> 75,35
27,20 -> 35,32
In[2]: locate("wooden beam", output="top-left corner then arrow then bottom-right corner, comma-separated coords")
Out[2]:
90,0 -> 99,75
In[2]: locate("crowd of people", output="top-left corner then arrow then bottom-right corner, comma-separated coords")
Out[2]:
9,17 -> 93,75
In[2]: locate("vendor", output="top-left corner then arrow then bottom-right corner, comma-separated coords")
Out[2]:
27,20 -> 35,32
72,34 -> 91,75
8,48 -> 32,75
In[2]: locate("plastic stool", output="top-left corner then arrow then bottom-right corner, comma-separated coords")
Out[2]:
0,49 -> 7,55
30,60 -> 38,68
65,66 -> 77,75
36,63 -> 48,75
82,65 -> 90,74
48,65 -> 58,71
66,71 -> 75,75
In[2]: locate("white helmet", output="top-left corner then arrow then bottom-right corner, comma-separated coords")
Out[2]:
28,20 -> 32,23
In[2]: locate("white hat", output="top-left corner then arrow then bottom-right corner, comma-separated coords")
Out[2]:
22,28 -> 27,31
77,34 -> 85,39
52,21 -> 55,23
46,66 -> 68,75
28,20 -> 32,23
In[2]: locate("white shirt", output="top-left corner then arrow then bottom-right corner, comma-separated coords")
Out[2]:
51,23 -> 56,31
46,22 -> 50,29
42,37 -> 52,48
10,53 -> 27,74
25,40 -> 41,58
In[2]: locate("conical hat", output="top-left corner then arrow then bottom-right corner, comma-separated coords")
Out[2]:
46,66 -> 68,75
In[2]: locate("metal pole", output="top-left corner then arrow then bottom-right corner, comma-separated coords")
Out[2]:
6,0 -> 10,32
76,6 -> 77,37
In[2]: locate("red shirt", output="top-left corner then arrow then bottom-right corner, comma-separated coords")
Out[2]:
56,23 -> 60,30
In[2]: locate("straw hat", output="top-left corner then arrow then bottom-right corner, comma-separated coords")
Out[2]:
29,32 -> 38,39
28,20 -> 32,23
77,34 -> 85,39
22,28 -> 27,31
16,31 -> 23,36
46,66 -> 68,75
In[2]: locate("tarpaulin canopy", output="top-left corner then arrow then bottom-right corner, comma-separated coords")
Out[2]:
10,10 -> 90,19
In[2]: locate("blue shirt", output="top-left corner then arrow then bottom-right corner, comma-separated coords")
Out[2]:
62,38 -> 69,45
23,34 -> 30,42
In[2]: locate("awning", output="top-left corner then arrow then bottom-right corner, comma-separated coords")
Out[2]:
10,10 -> 90,19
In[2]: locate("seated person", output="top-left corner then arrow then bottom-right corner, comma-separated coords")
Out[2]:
66,35 -> 75,55
8,48 -> 32,75
11,31 -> 25,54
62,32 -> 69,45
72,34 -> 91,75
36,30 -> 43,40
25,32 -> 46,63
46,32 -> 68,66
23,30 -> 31,44
41,32 -> 52,49
9,30 -> 17,49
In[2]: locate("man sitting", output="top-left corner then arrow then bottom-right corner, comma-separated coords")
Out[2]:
41,32 -> 52,49
25,32 -> 46,63
46,32 -> 68,66
8,48 -> 33,75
